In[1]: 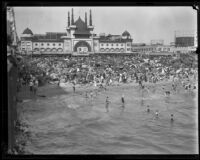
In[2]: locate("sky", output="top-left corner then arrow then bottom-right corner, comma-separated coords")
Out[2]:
13,7 -> 197,45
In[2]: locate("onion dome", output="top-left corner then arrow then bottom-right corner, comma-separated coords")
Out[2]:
22,28 -> 33,35
122,30 -> 130,37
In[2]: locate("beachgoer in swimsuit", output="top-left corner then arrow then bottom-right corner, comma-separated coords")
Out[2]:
105,96 -> 109,112
147,105 -> 150,112
171,114 -> 174,121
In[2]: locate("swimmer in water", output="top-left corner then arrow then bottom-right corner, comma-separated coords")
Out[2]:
171,114 -> 174,121
147,105 -> 150,112
155,110 -> 159,118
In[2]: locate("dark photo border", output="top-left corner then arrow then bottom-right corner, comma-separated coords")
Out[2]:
1,0 -> 199,160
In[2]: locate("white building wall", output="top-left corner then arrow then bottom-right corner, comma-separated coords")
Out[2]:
64,39 -> 72,52
32,42 -> 63,49
21,41 -> 32,52
99,42 -> 126,53
93,39 -> 99,52
126,42 -> 132,53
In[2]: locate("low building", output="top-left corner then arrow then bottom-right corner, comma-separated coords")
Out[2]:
132,44 -> 176,55
20,8 -> 133,55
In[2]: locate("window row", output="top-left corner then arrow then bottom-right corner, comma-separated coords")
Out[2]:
34,43 -> 62,46
100,43 -> 124,47
21,42 -> 31,44
100,48 -> 125,52
33,48 -> 63,52
134,47 -> 171,52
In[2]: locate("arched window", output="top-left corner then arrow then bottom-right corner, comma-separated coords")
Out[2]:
34,48 -> 39,51
115,48 -> 119,52
106,48 -> 110,52
120,48 -> 125,52
57,48 -> 63,52
100,48 -> 105,52
110,48 -> 114,52
51,48 -> 57,52
45,48 -> 51,52
73,41 -> 91,52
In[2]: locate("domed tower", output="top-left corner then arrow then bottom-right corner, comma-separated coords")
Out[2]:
122,30 -> 131,39
20,28 -> 34,53
122,30 -> 132,53
21,28 -> 33,38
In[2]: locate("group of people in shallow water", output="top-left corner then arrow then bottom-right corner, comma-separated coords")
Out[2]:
104,94 -> 125,113
78,68 -> 196,122
102,87 -> 176,121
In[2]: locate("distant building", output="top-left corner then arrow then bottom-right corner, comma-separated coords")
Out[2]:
132,44 -> 176,55
150,39 -> 164,46
174,30 -> 197,53
97,31 -> 132,53
175,30 -> 195,47
20,8 -> 133,55
170,42 -> 175,46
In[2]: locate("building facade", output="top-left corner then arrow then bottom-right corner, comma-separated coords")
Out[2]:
20,8 -> 133,55
132,44 -> 176,54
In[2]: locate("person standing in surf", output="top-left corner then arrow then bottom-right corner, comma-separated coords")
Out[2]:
121,94 -> 125,108
155,110 -> 159,118
105,96 -> 110,112
72,80 -> 76,93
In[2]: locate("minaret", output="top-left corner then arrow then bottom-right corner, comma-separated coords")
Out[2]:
71,8 -> 74,25
89,9 -> 92,26
85,12 -> 87,27
68,11 -> 70,27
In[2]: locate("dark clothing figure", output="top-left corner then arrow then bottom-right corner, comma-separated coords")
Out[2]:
121,95 -> 125,108
171,114 -> 174,122
72,82 -> 76,93
105,97 -> 109,112
121,97 -> 125,104
147,105 -> 150,112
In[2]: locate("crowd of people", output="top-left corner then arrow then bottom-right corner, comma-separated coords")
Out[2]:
8,52 -> 197,154
17,53 -> 198,94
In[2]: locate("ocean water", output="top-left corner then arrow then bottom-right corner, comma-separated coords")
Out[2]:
18,82 -> 198,154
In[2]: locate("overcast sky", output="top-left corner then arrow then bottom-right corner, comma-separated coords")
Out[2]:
14,7 -> 197,45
